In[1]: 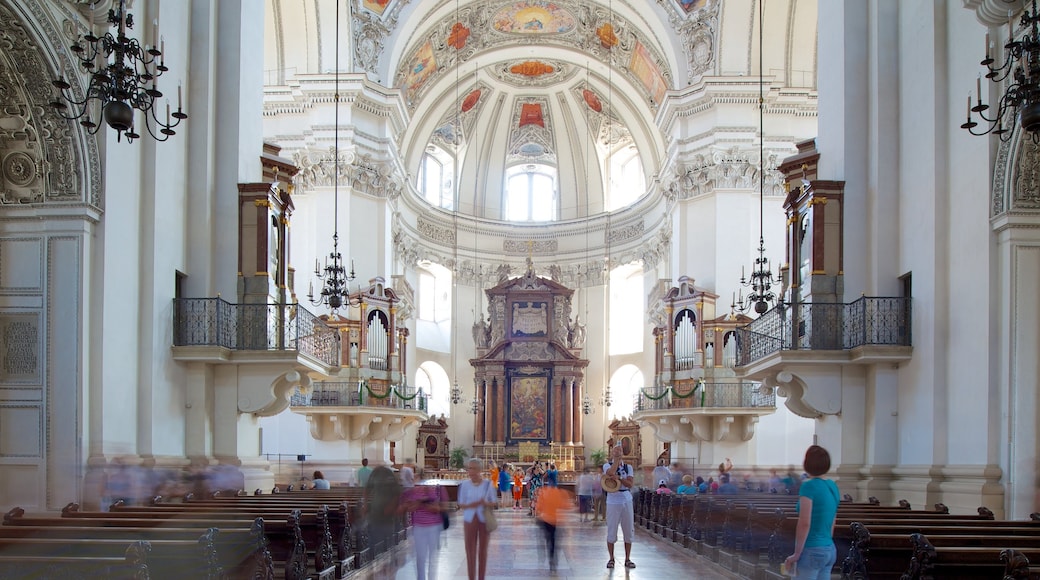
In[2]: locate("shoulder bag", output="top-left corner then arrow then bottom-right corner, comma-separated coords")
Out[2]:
482,480 -> 498,532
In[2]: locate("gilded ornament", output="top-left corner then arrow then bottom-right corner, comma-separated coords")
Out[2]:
596,23 -> 618,49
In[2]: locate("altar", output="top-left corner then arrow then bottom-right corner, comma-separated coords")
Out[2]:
469,260 -> 589,469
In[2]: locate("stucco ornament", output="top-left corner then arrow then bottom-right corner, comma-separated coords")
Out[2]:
657,0 -> 720,84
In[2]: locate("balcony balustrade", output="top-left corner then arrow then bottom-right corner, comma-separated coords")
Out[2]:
736,297 -> 911,367
172,298 -> 340,367
290,381 -> 428,413
633,381 -> 775,413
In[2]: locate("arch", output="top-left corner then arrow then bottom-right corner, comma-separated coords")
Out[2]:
416,360 -> 452,418
0,0 -> 100,208
608,363 -> 644,420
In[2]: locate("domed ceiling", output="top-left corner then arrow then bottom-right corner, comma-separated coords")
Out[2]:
386,0 -> 689,221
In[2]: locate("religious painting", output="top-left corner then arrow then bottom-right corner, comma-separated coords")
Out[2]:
519,103 -> 545,128
676,0 -> 707,14
582,88 -> 602,112
461,89 -> 482,113
403,41 -> 437,99
511,301 -> 548,336
629,41 -> 668,106
509,375 -> 548,440
621,436 -> 633,456
492,1 -> 576,34
425,435 -> 439,455
362,0 -> 392,16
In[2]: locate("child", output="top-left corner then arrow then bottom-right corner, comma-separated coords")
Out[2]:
512,468 -> 525,509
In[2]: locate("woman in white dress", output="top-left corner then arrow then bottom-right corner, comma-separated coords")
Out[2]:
457,457 -> 497,580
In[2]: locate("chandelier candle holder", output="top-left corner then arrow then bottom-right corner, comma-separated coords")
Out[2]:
450,379 -> 463,406
734,241 -> 779,314
49,0 -> 186,143
964,0 -> 1040,141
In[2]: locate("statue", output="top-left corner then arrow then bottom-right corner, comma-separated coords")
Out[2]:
568,316 -> 587,349
473,315 -> 489,348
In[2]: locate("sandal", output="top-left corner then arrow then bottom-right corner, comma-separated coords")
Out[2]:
606,559 -> 615,569
625,560 -> 636,568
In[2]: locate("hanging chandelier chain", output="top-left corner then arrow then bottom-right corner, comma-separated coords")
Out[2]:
734,0 -> 778,316
308,0 -> 356,313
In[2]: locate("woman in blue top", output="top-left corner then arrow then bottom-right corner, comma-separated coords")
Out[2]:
785,445 -> 840,579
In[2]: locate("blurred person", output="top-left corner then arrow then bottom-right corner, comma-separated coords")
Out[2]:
655,480 -> 673,494
402,472 -> 448,580
312,471 -> 331,490
545,462 -> 558,487
489,461 -> 500,505
576,468 -> 597,522
458,458 -> 497,580
357,458 -> 372,487
401,458 -> 416,488
591,466 -> 605,522
511,467 -> 524,509
784,445 -> 839,579
651,459 -> 670,490
498,462 -> 513,508
695,476 -> 707,494
677,474 -> 697,495
602,443 -> 635,569
364,465 -> 402,556
668,461 -> 684,491
535,480 -> 571,572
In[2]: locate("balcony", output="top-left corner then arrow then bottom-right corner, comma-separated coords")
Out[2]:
735,297 -> 912,377
633,381 -> 775,413
171,298 -> 340,374
289,381 -> 429,441
632,381 -> 774,443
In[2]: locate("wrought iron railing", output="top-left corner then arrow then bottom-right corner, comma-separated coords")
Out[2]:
633,381 -> 775,412
173,298 -> 340,366
289,381 -> 428,412
736,297 -> 911,366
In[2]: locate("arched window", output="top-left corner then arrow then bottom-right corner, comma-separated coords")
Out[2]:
609,263 -> 644,355
609,364 -> 644,420
417,146 -> 455,209
607,146 -> 645,211
504,164 -> 557,221
416,262 -> 453,352
416,361 -> 451,418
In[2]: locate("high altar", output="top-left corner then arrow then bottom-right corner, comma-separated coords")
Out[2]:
470,260 -> 589,469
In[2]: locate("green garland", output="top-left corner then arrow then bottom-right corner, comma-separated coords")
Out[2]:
640,382 -> 705,400
361,383 -> 422,401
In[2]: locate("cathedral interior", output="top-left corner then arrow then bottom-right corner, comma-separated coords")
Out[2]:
0,0 -> 1036,523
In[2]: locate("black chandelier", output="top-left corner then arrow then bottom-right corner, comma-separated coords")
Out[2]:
307,0 -> 355,312
733,0 -> 779,316
49,0 -> 185,143
963,1 -> 1040,141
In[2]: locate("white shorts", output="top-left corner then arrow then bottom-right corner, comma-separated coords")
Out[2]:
605,501 -> 634,543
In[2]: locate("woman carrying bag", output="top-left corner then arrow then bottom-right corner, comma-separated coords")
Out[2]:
458,457 -> 498,580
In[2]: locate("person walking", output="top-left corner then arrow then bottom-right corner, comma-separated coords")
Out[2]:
356,458 -> 372,487
784,445 -> 840,579
402,473 -> 447,580
535,480 -> 571,572
602,443 -> 635,569
458,458 -> 497,580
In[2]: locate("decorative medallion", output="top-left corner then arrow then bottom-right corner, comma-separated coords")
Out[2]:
582,89 -> 602,112
492,1 -> 576,34
447,22 -> 470,50
508,97 -> 555,164
2,152 -> 37,187
596,22 -> 618,49
509,61 -> 555,77
461,88 -> 482,112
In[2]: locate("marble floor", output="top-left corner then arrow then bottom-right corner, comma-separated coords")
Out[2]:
366,507 -> 744,580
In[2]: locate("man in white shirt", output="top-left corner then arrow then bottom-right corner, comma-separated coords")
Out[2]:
602,443 -> 636,569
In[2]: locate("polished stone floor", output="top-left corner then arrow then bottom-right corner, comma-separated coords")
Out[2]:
368,507 -> 744,580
